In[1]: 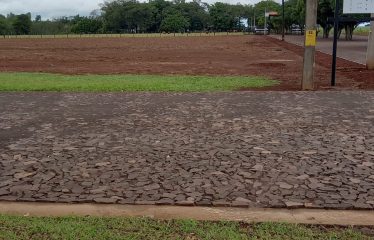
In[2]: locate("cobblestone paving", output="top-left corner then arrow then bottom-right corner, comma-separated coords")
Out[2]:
0,92 -> 373,209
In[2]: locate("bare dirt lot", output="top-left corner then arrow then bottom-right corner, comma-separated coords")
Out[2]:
0,35 -> 372,90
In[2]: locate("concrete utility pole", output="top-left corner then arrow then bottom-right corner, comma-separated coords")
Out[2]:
302,0 -> 318,90
367,13 -> 374,70
282,0 -> 285,41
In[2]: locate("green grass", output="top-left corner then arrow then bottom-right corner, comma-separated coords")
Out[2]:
0,72 -> 277,92
354,26 -> 371,36
0,215 -> 371,240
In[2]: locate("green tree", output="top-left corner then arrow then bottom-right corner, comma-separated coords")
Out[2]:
149,0 -> 173,32
172,0 -> 209,31
71,17 -> 103,34
283,0 -> 305,32
13,13 -> 32,35
283,0 -> 369,39
209,2 -> 236,31
0,15 -> 10,35
127,3 -> 156,33
230,4 -> 253,31
253,0 -> 281,28
35,15 -> 42,22
160,12 -> 189,33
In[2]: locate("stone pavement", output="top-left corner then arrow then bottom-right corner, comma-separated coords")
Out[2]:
0,92 -> 373,209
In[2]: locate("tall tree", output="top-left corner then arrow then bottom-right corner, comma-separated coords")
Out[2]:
173,0 -> 209,31
209,2 -> 236,31
253,0 -> 281,28
13,13 -> 32,35
0,15 -> 9,35
160,12 -> 189,33
35,15 -> 42,22
71,17 -> 103,34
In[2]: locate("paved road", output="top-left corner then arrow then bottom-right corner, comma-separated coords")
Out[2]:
0,92 -> 373,209
272,35 -> 369,65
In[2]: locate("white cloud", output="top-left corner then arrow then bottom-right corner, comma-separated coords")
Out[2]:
0,0 -> 282,19
0,0 -> 102,19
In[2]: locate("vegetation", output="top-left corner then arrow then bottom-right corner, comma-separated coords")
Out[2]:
159,12 -> 190,33
354,26 -> 370,36
0,0 -> 369,37
0,73 -> 277,92
12,13 -> 32,35
0,215 -> 371,240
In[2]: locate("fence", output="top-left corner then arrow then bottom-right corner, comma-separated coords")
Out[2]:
0,32 -> 246,39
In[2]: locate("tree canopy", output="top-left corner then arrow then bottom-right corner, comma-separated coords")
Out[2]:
13,13 -> 32,35
0,0 -> 369,36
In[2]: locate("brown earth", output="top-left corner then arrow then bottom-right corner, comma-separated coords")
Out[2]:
0,35 -> 372,90
267,37 -> 374,90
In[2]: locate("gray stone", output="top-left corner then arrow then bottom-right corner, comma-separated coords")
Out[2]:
144,184 -> 161,191
285,201 -> 304,208
94,198 -> 118,204
0,188 -> 10,196
95,162 -> 111,167
14,171 -> 36,179
278,182 -> 293,190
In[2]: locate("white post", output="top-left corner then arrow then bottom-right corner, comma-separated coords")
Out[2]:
264,8 -> 267,35
367,13 -> 374,70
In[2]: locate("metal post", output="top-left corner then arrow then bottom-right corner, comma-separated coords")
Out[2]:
367,13 -> 374,69
331,0 -> 340,86
302,0 -> 318,90
282,0 -> 285,41
254,13 -> 256,28
264,7 -> 267,35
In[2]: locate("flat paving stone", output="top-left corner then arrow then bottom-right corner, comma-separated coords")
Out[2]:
0,91 -> 373,209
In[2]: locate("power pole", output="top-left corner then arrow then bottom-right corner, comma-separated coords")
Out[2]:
302,0 -> 318,90
282,0 -> 285,41
367,13 -> 374,69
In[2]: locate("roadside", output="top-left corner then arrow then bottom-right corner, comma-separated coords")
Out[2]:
2,202 -> 374,226
270,34 -> 368,65
0,212 -> 372,240
267,36 -> 374,89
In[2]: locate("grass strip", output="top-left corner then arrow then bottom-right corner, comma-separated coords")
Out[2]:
0,215 -> 370,240
0,72 -> 277,92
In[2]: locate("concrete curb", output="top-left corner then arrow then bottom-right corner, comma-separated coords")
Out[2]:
1,201 -> 374,226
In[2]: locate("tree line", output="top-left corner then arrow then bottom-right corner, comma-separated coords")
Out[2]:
0,0 -> 370,37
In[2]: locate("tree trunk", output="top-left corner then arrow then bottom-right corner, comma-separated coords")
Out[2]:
345,24 -> 353,41
323,26 -> 329,38
338,27 -> 342,39
323,26 -> 332,38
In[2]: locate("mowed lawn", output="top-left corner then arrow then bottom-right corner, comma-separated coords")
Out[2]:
0,72 -> 277,92
0,215 -> 370,240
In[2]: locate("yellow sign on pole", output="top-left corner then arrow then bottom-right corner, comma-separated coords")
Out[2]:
305,30 -> 317,46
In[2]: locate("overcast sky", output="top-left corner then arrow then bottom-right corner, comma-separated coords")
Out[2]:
0,0 -> 281,20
